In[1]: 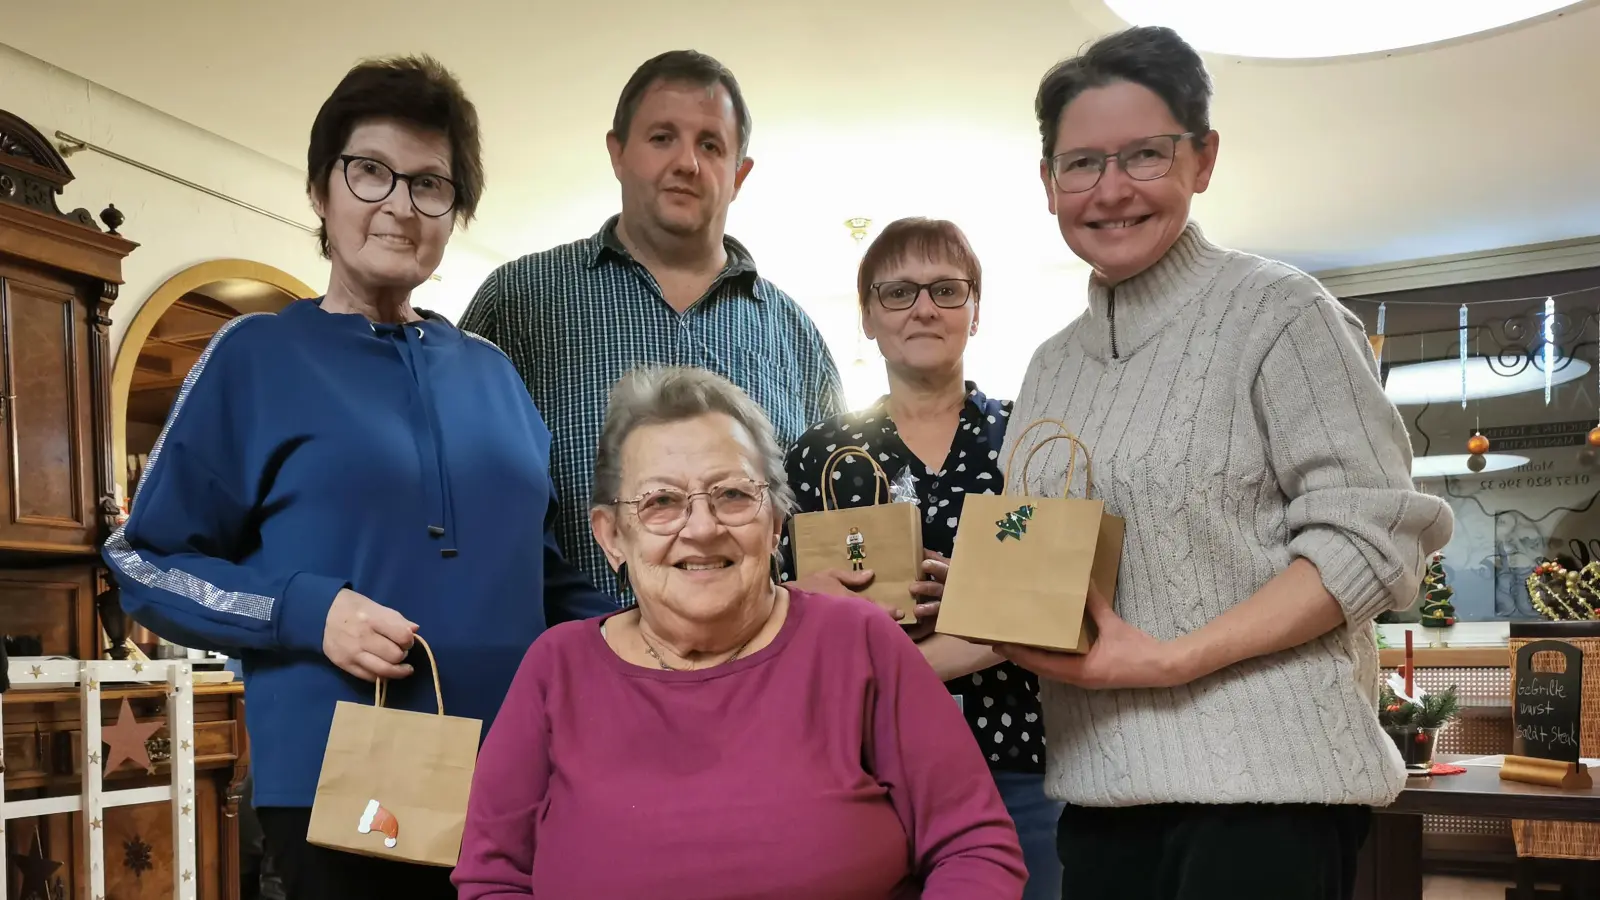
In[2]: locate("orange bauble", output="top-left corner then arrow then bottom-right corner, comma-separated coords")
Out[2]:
1467,434 -> 1490,455
1588,426 -> 1600,448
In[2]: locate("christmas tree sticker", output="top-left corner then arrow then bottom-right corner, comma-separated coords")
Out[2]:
1418,552 -> 1456,627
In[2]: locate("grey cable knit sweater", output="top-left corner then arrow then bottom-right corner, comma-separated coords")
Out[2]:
1006,223 -> 1454,807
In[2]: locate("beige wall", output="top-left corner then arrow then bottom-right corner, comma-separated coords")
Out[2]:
0,42 -> 504,358
1,42 -> 329,354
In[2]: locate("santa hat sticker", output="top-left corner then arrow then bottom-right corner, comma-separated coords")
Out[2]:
358,799 -> 400,848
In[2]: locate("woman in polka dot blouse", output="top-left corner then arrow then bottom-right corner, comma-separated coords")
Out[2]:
780,218 -> 1061,900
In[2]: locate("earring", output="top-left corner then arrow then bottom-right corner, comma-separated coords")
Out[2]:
615,562 -> 629,595
770,555 -> 782,584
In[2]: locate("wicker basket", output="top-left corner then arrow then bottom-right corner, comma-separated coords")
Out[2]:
1508,624 -> 1600,860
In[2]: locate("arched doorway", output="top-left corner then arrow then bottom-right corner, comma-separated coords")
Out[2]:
112,260 -> 315,506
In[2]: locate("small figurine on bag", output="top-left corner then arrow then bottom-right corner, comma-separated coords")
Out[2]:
846,527 -> 867,571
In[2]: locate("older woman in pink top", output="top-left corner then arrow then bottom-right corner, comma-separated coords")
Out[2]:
453,366 -> 1024,900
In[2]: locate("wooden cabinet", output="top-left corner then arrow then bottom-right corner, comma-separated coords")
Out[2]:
0,108 -> 249,900
0,112 -> 125,561
0,262 -> 99,554
0,565 -> 96,659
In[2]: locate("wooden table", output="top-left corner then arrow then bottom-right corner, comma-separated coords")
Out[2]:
1354,756 -> 1600,900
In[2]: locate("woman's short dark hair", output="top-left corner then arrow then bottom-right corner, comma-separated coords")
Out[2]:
1035,26 -> 1212,160
857,218 -> 982,312
612,50 -> 752,159
306,54 -> 484,258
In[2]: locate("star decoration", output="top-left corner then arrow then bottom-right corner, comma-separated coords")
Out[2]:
182,869 -> 193,882
87,678 -> 98,691
12,829 -> 61,900
101,698 -> 164,774
180,803 -> 191,817
179,739 -> 191,751
28,665 -> 41,679
131,661 -> 143,673
90,817 -> 102,830
87,750 -> 101,765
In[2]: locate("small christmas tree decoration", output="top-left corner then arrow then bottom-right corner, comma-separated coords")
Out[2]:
1377,683 -> 1463,730
994,504 -> 1036,541
1466,432 -> 1489,472
1378,676 -> 1463,772
1418,553 -> 1457,627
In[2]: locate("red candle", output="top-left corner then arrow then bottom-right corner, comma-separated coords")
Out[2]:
1404,630 -> 1414,699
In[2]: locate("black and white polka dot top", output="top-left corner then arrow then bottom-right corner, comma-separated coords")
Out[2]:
779,382 -> 1046,774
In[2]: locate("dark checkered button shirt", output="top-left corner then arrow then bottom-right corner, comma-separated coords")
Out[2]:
459,216 -> 845,605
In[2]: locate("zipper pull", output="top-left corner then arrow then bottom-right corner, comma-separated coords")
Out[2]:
1108,287 -> 1119,359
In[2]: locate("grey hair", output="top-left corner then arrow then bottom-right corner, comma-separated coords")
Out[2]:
590,366 -> 796,520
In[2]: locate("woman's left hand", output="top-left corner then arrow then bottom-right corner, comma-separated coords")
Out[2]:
995,585 -> 1195,690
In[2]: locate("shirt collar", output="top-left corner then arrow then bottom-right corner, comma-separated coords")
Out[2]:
867,380 -> 990,418
1081,220 -> 1229,359
584,214 -> 763,293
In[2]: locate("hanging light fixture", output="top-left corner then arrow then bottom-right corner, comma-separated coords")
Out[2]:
1382,357 -> 1591,406
1371,301 -> 1386,366
1096,0 -> 1584,60
1411,453 -> 1529,480
845,217 -> 873,372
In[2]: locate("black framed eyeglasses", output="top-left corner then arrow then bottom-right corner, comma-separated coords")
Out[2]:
338,155 -> 458,218
1047,133 -> 1195,194
613,479 -> 771,536
869,279 -> 975,312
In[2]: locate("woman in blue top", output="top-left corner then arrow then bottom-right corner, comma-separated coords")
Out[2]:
104,55 -> 609,900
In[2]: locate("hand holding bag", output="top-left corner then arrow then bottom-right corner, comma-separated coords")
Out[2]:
306,635 -> 482,866
789,446 -> 925,619
935,418 -> 1124,653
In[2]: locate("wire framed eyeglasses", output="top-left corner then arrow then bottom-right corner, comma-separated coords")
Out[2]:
1047,133 -> 1196,194
613,479 -> 771,535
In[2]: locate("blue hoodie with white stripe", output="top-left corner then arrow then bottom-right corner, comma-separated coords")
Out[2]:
105,298 -> 612,807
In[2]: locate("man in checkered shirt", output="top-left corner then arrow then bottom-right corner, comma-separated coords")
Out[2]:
459,50 -> 845,605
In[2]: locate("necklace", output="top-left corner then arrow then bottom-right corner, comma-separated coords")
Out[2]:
637,590 -> 778,671
640,631 -> 755,671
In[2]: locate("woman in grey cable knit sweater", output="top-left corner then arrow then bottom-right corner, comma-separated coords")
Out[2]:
994,27 -> 1454,900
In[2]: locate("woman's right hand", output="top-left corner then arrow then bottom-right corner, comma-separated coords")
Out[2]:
904,550 -> 949,641
323,588 -> 418,682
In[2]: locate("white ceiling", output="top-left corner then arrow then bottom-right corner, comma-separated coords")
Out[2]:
7,0 -> 1600,392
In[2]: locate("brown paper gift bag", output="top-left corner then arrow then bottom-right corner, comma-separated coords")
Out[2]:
789,447 -> 925,619
307,635 -> 482,867
936,419 -> 1124,654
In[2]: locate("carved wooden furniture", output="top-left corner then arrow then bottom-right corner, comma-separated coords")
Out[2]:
0,107 -> 248,900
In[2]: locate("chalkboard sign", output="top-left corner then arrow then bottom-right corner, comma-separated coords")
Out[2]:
1513,639 -> 1585,764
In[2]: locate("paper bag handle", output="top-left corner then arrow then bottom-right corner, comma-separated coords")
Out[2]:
820,446 -> 891,511
374,633 -> 445,715
1004,418 -> 1096,499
